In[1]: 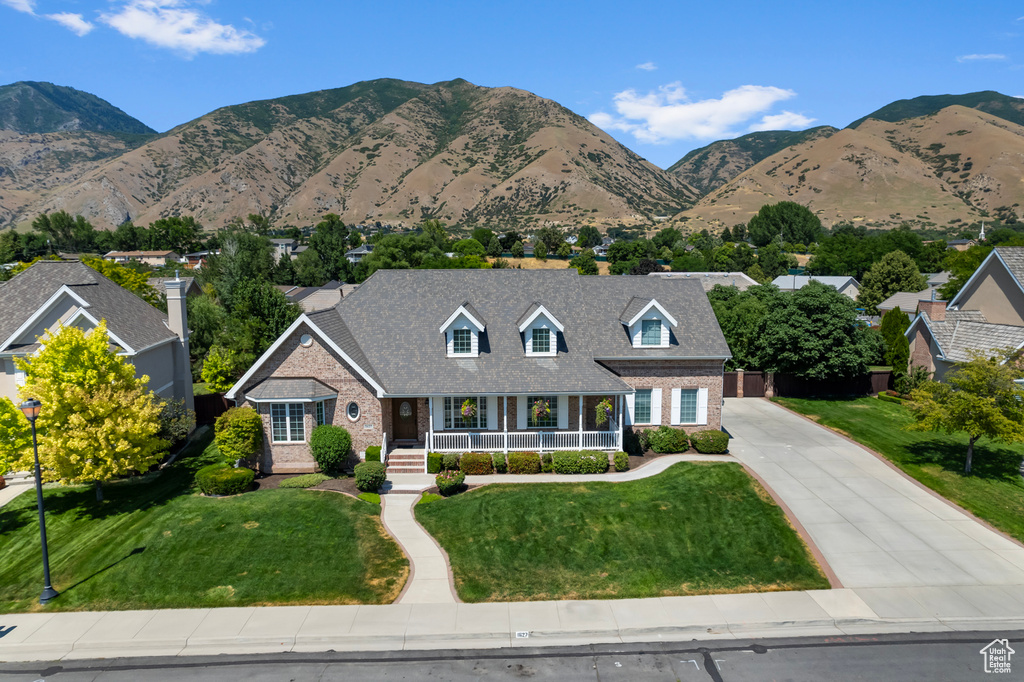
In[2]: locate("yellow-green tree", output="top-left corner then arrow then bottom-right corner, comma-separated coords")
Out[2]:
0,397 -> 31,476
82,258 -> 161,307
16,320 -> 167,500
201,345 -> 238,393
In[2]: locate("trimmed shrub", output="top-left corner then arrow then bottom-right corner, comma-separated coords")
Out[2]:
427,452 -> 443,474
354,461 -> 386,492
358,492 -> 381,505
877,392 -> 904,404
214,407 -> 263,464
364,446 -> 381,462
442,452 -> 461,471
689,430 -> 729,454
508,451 -> 541,474
196,466 -> 254,496
279,473 -> 330,488
552,450 -> 610,475
647,425 -> 690,453
492,452 -> 507,474
310,425 -> 352,475
459,452 -> 493,475
541,452 -> 554,473
436,469 -> 465,496
614,451 -> 629,472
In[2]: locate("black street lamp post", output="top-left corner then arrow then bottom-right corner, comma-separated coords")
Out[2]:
19,398 -> 59,605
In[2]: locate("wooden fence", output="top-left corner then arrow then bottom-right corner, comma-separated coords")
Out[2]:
194,393 -> 230,425
723,370 -> 893,399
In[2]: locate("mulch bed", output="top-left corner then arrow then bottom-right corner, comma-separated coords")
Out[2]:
252,474 -> 290,490
627,447 -> 686,471
315,477 -> 362,497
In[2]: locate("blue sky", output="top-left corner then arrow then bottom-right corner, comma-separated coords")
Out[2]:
1,0 -> 1021,168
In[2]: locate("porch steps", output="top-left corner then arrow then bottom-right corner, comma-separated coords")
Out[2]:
386,448 -> 425,474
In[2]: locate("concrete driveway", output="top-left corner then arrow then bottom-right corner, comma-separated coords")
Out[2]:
724,399 -> 1024,615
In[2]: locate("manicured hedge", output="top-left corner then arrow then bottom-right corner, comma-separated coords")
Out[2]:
508,451 -> 541,474
614,451 -> 629,472
689,430 -> 729,454
442,452 -> 461,471
427,452 -> 443,474
196,465 -> 254,496
279,473 -> 330,488
310,425 -> 352,475
364,446 -> 381,462
214,407 -> 263,464
460,452 -> 493,475
492,452 -> 507,474
436,470 -> 465,496
354,461 -> 386,492
877,392 -> 905,404
647,426 -> 690,453
541,453 -> 554,473
552,450 -> 610,475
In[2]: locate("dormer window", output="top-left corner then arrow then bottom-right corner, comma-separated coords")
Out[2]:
641,319 -> 662,346
518,303 -> 563,357
452,328 -> 473,354
440,302 -> 486,358
532,327 -> 551,354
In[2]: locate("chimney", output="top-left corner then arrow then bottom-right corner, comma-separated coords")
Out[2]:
918,297 -> 946,322
165,276 -> 195,412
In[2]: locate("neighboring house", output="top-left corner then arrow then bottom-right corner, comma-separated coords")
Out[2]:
566,235 -> 578,245
182,250 -> 217,270
876,272 -> 951,316
226,270 -> 731,474
104,251 -> 182,267
772,274 -> 860,300
650,271 -> 759,292
945,239 -> 976,252
907,247 -> 1024,381
269,239 -> 298,263
0,261 -> 193,411
148,276 -> 202,300
274,281 -> 344,313
345,244 -> 373,264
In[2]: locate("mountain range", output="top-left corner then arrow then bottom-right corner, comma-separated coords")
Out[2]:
0,81 -> 1021,233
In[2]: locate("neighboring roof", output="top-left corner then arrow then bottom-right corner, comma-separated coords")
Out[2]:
772,275 -> 859,290
949,247 -> 1024,309
244,377 -> 337,402
104,250 -> 179,258
0,260 -> 176,353
147,276 -> 198,296
346,245 -> 373,255
927,316 -> 1024,363
926,271 -> 950,286
878,289 -> 930,312
291,269 -> 729,396
269,239 -> 296,245
649,271 -> 759,291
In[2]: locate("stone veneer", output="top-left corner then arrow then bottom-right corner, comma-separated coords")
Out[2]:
600,359 -> 725,434
239,322 -> 382,474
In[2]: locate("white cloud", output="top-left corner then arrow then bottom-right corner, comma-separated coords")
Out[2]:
1,0 -> 35,14
589,82 -> 813,143
956,53 -> 1007,62
635,62 -> 657,71
45,12 -> 94,36
101,0 -> 265,56
748,111 -> 816,132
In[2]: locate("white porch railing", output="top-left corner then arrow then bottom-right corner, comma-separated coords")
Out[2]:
381,432 -> 388,465
429,430 -> 620,453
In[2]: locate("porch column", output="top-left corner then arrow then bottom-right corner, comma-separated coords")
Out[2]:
617,394 -> 624,450
503,396 -> 508,455
578,394 -> 583,449
427,396 -> 434,473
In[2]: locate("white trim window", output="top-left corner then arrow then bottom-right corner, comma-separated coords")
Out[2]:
531,327 -> 551,354
527,395 -> 558,428
271,403 -> 305,442
641,319 -> 662,346
678,389 -> 698,424
634,389 -> 653,424
443,396 -> 488,429
452,328 -> 473,354
316,400 -> 327,427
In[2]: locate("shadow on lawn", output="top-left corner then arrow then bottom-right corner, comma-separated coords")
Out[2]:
59,547 -> 146,597
903,438 -> 1024,482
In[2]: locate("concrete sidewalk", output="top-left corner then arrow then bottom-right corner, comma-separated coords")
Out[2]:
0,480 -> 31,509
380,495 -> 457,604
2,587 -> 1022,662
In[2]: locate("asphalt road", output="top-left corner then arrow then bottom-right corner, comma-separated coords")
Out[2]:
1,631 -> 1020,681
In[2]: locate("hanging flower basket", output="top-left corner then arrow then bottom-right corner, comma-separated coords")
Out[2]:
595,397 -> 613,426
531,399 -> 550,423
461,398 -> 477,420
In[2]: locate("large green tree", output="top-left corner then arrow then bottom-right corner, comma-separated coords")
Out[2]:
577,226 -> 601,249
309,213 -> 352,281
907,353 -> 1024,474
707,284 -> 786,370
569,249 -> 598,275
294,248 -> 329,286
32,211 -> 96,253
747,202 -> 822,247
756,243 -> 788,280
857,250 -> 928,315
200,232 -> 275,311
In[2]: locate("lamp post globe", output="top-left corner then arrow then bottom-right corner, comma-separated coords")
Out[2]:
19,398 -> 59,605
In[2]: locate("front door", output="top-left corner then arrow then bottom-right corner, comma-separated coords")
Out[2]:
392,399 -> 418,441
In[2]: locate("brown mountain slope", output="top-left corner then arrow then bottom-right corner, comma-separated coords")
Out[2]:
4,79 -> 695,231
673,105 -> 1023,231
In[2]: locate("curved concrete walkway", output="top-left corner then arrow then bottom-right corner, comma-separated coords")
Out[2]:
380,495 -> 457,605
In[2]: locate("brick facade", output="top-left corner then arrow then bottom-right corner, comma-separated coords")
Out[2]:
600,359 -> 725,434
239,322 -> 382,473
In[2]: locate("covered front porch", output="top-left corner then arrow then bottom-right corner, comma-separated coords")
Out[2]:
382,393 -> 627,457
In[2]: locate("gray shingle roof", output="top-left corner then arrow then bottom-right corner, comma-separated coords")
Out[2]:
649,271 -> 759,291
304,269 -> 730,396
618,297 -> 651,325
924,313 -> 1024,363
878,290 -> 931,313
996,247 -> 1024,285
245,377 -> 337,402
772,275 -> 859,290
0,260 -> 176,353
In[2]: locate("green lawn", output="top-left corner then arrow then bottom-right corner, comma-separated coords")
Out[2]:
415,462 -> 829,602
192,383 -> 214,396
776,396 -> 1024,543
0,430 -> 408,613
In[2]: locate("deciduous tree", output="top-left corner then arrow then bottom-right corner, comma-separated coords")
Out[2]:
907,353 -> 1024,474
568,249 -> 598,275
747,202 -> 822,247
857,251 -> 927,315
0,398 -> 31,476
202,345 -> 239,393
